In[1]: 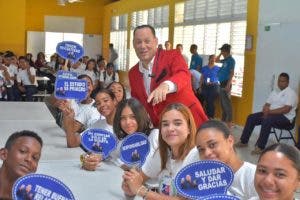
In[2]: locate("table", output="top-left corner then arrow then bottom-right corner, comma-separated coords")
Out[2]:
0,102 -> 126,199
0,102 -> 54,121
37,160 -> 125,200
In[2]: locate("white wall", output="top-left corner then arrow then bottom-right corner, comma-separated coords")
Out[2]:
253,0 -> 300,112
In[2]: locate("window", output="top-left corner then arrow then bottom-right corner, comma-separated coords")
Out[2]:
110,14 -> 128,71
129,6 -> 169,68
45,32 -> 83,61
174,0 -> 247,97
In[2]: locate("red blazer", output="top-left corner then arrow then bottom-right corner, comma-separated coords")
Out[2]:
129,49 -> 208,128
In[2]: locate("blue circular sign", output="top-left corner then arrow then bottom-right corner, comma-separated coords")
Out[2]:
56,41 -> 84,62
120,132 -> 150,168
81,128 -> 118,159
12,173 -> 75,200
175,160 -> 234,199
199,194 -> 240,200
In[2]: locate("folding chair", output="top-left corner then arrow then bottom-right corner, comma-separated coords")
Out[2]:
270,114 -> 297,145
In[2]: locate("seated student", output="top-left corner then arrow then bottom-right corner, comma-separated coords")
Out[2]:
250,143 -> 300,200
82,98 -> 159,172
196,120 -> 258,199
58,75 -> 102,147
3,52 -> 18,101
70,60 -> 84,76
83,59 -> 99,89
99,62 -> 119,88
122,103 -> 199,199
235,72 -> 298,154
64,88 -> 118,148
107,81 -> 127,103
14,56 -> 38,101
0,130 -> 43,200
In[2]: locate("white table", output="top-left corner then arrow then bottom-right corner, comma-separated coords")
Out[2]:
0,120 -> 84,160
0,102 -> 54,121
37,160 -> 125,200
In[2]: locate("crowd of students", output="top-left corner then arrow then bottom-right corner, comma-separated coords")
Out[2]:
0,50 -> 120,101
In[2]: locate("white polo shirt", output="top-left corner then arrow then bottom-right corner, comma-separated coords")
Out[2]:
266,86 -> 298,120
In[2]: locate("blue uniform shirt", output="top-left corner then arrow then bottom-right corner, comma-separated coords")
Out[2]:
201,65 -> 220,84
217,55 -> 235,82
190,53 -> 203,71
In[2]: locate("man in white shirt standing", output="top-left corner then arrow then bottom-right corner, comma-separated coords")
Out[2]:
14,56 -> 38,101
235,73 -> 298,154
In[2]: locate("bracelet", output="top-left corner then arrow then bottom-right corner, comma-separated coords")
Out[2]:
136,185 -> 146,197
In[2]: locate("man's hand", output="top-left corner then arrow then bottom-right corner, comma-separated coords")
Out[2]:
262,104 -> 270,118
147,82 -> 169,106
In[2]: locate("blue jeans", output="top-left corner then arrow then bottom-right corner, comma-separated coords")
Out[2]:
240,112 -> 292,149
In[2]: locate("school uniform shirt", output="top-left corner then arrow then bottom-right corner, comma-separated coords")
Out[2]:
17,67 -> 37,86
99,71 -> 119,88
142,147 -> 200,196
228,161 -> 258,199
74,99 -> 102,129
83,70 -> 99,86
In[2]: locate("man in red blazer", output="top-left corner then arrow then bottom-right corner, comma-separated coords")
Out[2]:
129,25 -> 207,127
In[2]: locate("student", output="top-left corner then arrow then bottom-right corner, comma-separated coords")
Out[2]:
100,62 -> 119,88
196,120 -> 258,199
59,75 -> 102,147
0,130 -> 43,200
250,143 -> 300,200
84,59 -> 99,89
82,98 -> 158,171
122,103 -> 199,199
65,88 -> 118,148
107,81 -> 126,103
14,56 -> 38,101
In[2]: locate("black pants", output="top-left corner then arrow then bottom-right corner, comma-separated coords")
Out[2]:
240,112 -> 292,149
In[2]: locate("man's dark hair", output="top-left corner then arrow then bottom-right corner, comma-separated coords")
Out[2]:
5,130 -> 43,149
109,43 -> 114,48
133,25 -> 156,37
176,44 -> 183,48
279,72 -> 289,82
190,44 -> 198,50
3,51 -> 15,58
18,56 -> 29,63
